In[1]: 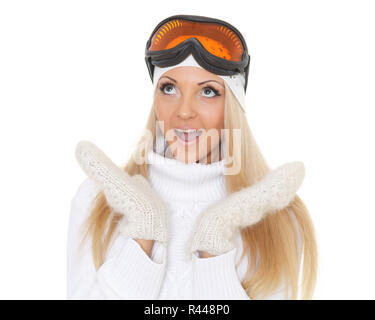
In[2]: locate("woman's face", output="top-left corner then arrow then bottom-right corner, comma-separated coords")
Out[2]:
154,66 -> 225,164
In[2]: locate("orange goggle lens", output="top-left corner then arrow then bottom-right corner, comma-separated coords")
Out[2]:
149,19 -> 244,62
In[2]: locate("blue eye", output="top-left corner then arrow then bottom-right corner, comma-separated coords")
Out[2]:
159,82 -> 221,98
159,82 -> 176,95
202,86 -> 221,98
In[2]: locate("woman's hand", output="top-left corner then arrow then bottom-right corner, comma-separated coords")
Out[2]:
198,251 -> 215,258
187,161 -> 305,256
134,239 -> 155,257
75,140 -> 169,246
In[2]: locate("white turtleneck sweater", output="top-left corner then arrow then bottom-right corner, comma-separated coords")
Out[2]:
67,149 -> 301,300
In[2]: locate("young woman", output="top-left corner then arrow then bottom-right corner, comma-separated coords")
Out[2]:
68,15 -> 317,300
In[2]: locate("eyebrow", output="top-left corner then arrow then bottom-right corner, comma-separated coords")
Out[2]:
160,76 -> 224,88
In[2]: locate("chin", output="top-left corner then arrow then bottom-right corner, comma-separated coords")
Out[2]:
166,135 -> 221,163
174,148 -> 200,163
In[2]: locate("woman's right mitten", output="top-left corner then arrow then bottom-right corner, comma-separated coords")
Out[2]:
75,140 -> 169,245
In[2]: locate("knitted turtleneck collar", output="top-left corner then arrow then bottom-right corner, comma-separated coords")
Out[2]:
146,149 -> 227,203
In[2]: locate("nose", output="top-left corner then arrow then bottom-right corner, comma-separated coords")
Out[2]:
176,94 -> 197,120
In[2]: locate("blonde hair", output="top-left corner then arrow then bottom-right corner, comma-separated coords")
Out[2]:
80,82 -> 318,299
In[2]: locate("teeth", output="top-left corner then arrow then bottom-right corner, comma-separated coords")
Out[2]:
174,128 -> 200,133
174,128 -> 203,141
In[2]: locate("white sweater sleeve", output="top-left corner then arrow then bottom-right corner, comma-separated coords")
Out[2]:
67,178 -> 167,300
191,245 -> 250,300
191,208 -> 303,300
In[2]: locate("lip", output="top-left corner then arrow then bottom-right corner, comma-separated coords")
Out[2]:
173,127 -> 203,146
174,126 -> 200,130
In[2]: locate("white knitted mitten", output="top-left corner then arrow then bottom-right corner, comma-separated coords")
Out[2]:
75,140 -> 168,245
187,161 -> 305,256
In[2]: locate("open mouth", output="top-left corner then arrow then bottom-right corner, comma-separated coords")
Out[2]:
174,128 -> 203,144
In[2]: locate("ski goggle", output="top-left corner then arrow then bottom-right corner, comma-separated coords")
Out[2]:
145,15 -> 251,91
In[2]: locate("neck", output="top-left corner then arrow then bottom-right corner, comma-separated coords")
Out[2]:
146,149 -> 227,202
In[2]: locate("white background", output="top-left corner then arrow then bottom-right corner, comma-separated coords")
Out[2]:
0,0 -> 374,299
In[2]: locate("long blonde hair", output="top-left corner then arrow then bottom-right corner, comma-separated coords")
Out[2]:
80,82 -> 318,299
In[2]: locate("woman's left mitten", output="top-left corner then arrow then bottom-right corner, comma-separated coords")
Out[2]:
187,161 -> 305,256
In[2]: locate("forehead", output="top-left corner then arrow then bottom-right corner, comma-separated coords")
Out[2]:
161,66 -> 224,86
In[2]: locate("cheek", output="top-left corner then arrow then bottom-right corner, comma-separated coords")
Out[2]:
155,102 -> 174,135
200,104 -> 225,132
155,101 -> 173,122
